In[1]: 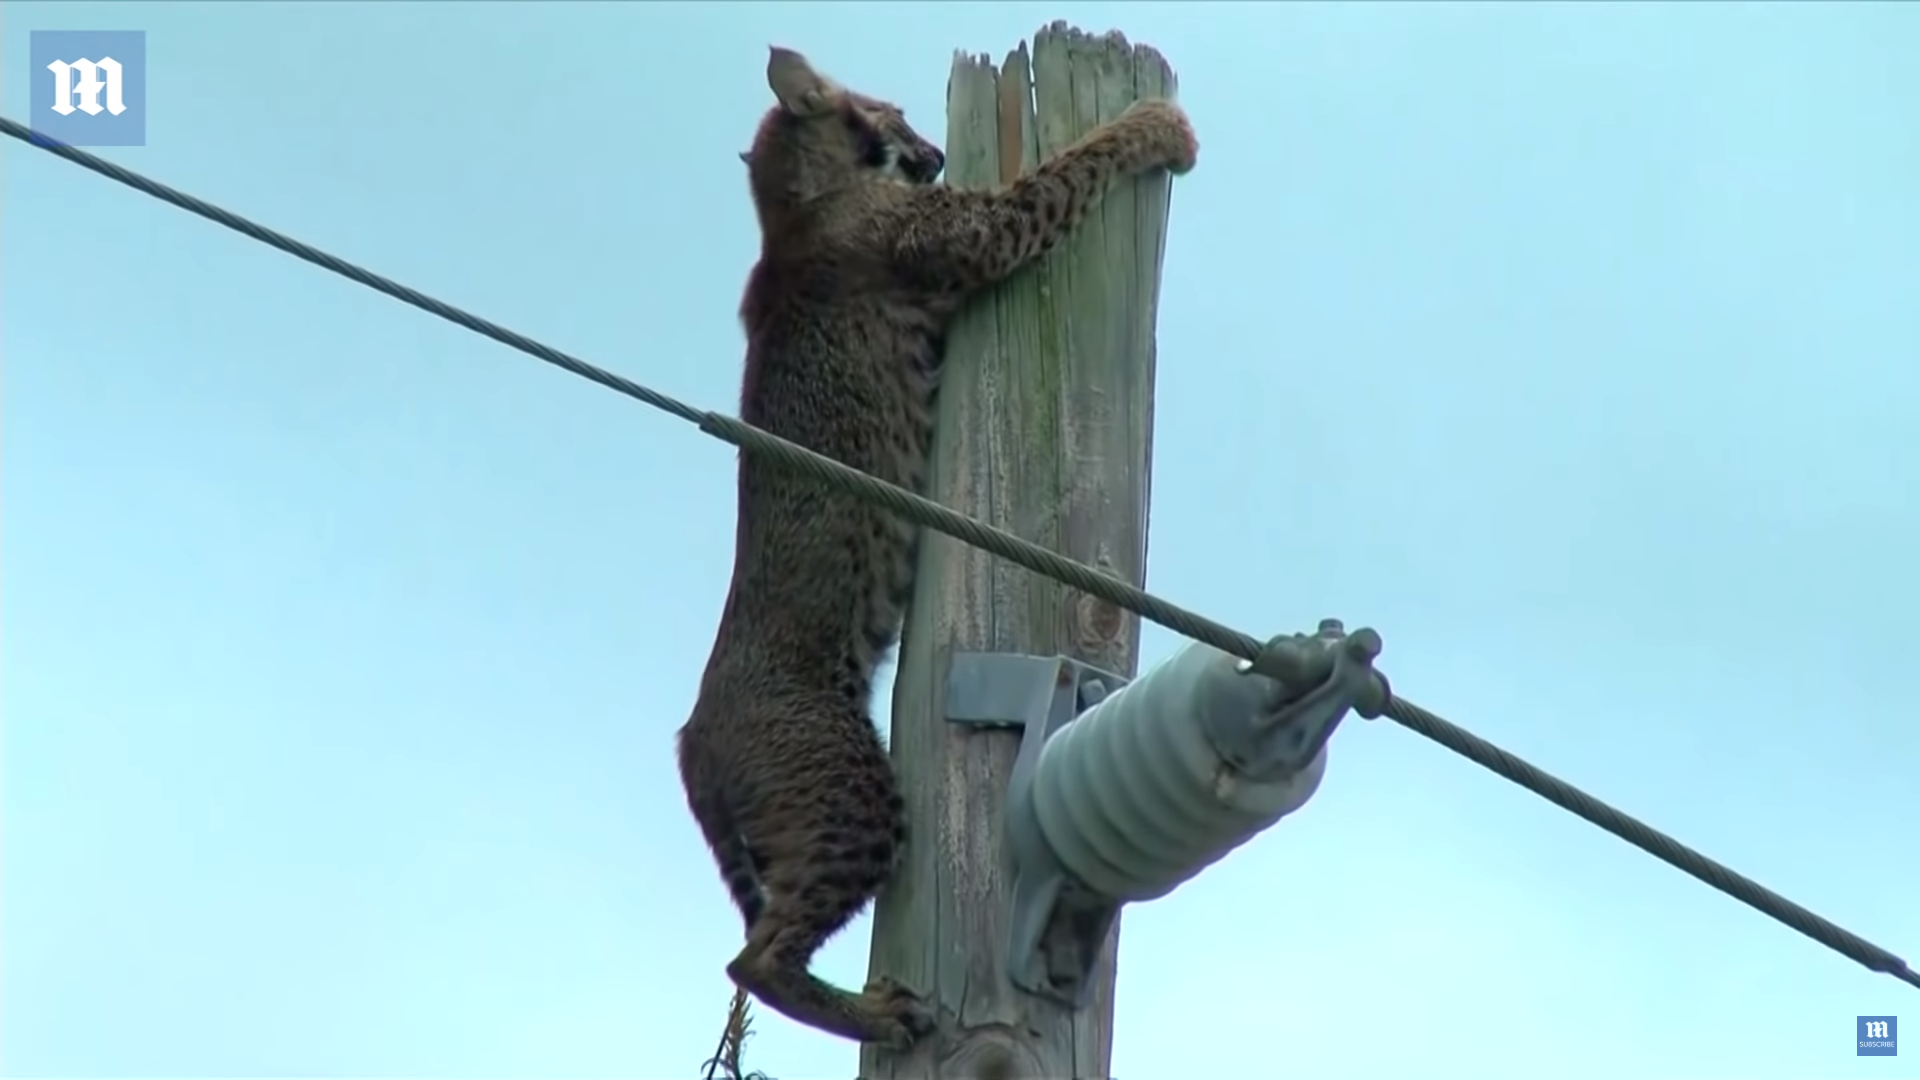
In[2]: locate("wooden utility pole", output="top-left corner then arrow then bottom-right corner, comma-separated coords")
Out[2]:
864,24 -> 1179,1080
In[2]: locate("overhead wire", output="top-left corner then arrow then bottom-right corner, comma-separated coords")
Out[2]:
5,115 -> 1912,991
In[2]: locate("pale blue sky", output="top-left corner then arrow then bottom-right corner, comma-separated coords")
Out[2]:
5,2 -> 1916,1077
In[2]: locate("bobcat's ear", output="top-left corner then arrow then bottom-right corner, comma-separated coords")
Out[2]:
767,46 -> 836,117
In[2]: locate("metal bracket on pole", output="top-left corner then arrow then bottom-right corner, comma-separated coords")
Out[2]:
945,651 -> 1130,1008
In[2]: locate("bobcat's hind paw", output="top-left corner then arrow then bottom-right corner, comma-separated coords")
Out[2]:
861,974 -> 936,1050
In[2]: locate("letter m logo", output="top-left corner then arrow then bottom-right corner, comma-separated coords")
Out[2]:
1867,1020 -> 1890,1039
28,30 -> 147,147
48,56 -> 128,117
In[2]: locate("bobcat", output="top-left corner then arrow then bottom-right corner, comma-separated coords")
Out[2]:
676,45 -> 1197,1049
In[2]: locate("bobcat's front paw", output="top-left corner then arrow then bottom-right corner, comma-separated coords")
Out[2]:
1120,98 -> 1199,175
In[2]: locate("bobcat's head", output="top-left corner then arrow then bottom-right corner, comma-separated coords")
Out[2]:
743,46 -> 944,225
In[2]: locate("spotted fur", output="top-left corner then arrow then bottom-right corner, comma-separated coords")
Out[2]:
676,45 -> 1197,1050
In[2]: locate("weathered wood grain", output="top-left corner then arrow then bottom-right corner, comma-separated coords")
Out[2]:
863,22 -> 1177,1080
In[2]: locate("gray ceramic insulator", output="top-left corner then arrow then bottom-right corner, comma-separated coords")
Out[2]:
1020,640 -> 1327,903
